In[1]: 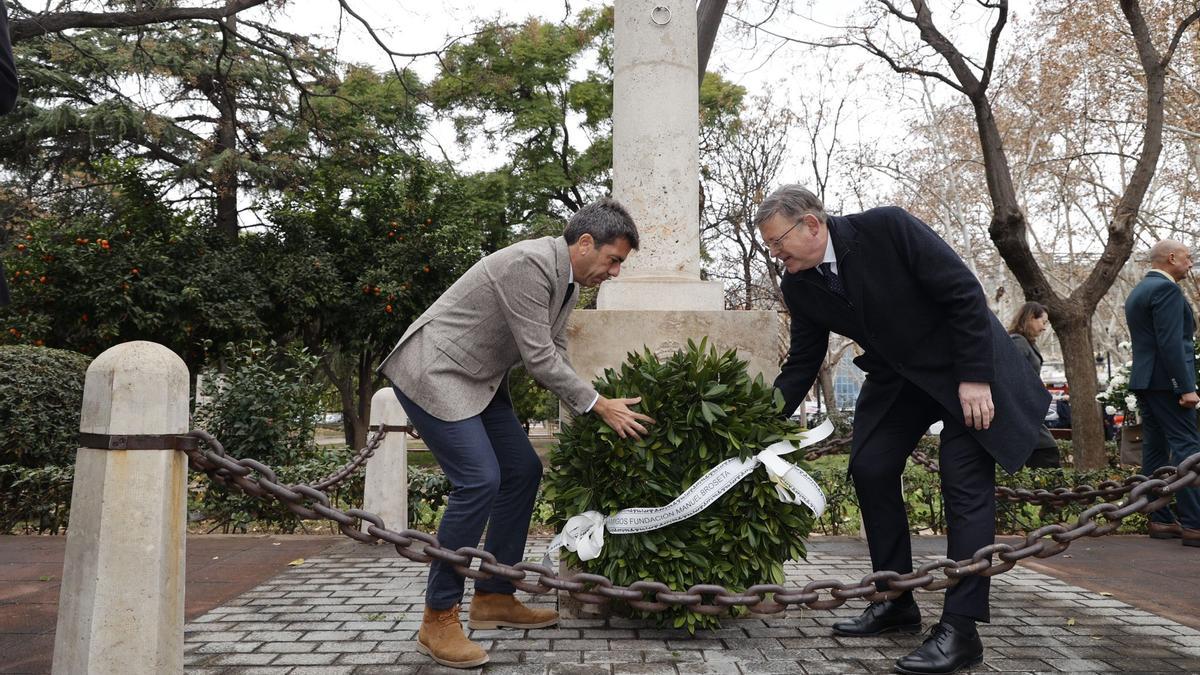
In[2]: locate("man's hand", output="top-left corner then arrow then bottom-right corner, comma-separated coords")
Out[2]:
1181,391 -> 1200,409
592,395 -> 656,440
959,381 -> 994,431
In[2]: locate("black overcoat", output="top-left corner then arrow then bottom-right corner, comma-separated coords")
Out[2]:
775,207 -> 1050,474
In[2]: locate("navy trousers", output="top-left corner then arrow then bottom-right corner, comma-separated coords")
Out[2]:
1135,390 -> 1200,529
852,380 -> 997,622
393,386 -> 543,610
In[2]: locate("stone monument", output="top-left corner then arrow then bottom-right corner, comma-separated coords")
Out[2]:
567,0 -> 780,386
560,0 -> 781,619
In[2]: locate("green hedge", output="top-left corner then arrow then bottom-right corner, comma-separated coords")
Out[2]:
0,345 -> 91,467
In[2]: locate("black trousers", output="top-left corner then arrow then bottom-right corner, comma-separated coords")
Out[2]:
852,380 -> 997,621
1135,389 -> 1200,529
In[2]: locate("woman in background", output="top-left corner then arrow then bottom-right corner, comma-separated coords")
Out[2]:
1008,302 -> 1061,468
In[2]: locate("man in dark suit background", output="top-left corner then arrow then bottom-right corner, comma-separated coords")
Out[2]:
755,185 -> 1048,675
0,3 -> 19,306
1124,239 -> 1198,546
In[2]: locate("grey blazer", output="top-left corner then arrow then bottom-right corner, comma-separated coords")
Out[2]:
377,236 -> 596,422
1009,333 -> 1057,450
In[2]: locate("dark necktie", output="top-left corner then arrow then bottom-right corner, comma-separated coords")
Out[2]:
561,282 -> 575,310
819,262 -> 846,299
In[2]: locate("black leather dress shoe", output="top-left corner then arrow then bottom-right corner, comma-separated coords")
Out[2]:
832,600 -> 922,636
894,622 -> 984,674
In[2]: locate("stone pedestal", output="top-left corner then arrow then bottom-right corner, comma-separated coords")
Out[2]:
566,310 -> 781,384
52,341 -> 190,675
363,388 -> 409,534
556,0 -> 783,619
558,310 -> 780,619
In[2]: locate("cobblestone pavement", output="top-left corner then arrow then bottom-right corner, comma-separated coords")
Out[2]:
183,537 -> 1200,675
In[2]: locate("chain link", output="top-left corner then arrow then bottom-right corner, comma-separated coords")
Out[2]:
309,429 -> 387,492
184,429 -> 1200,615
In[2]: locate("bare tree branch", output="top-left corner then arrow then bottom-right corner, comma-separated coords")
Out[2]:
1163,7 -> 1200,66
9,0 -> 272,43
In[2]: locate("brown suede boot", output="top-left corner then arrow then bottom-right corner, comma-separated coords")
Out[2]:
468,591 -> 560,630
416,605 -> 489,668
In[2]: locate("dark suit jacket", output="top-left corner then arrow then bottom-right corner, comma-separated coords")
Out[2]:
1009,334 -> 1057,450
775,207 -> 1050,474
1124,271 -> 1197,394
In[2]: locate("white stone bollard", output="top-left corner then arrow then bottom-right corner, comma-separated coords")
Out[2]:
362,388 -> 408,535
52,341 -> 190,675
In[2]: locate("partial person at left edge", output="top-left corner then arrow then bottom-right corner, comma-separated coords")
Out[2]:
0,2 -> 19,307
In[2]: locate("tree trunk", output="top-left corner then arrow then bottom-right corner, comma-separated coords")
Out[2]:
213,7 -> 240,241
353,353 -> 374,451
817,366 -> 839,419
1056,314 -> 1106,469
696,0 -> 727,84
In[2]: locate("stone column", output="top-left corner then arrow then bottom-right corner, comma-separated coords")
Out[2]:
570,0 -> 779,380
52,341 -> 190,675
363,388 -> 408,534
560,0 -> 782,620
598,0 -> 724,311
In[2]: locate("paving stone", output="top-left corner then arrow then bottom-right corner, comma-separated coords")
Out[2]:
272,651 -> 339,665
545,665 -> 611,674
195,641 -> 262,654
208,652 -> 279,666
673,664 -> 731,674
299,630 -> 361,641
611,664 -> 676,675
583,650 -> 641,663
737,662 -> 801,674
1043,658 -> 1117,672
641,650 -> 704,663
258,641 -> 318,653
314,640 -> 379,653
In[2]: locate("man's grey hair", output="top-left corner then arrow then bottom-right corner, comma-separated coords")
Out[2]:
1149,239 -> 1187,264
563,197 -> 640,249
752,185 -> 828,229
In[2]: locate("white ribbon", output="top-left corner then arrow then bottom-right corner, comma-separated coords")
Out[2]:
547,419 -> 833,562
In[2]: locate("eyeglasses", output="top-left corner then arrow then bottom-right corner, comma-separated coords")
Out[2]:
765,221 -> 801,250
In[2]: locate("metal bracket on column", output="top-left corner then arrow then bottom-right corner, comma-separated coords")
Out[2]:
77,433 -> 199,451
369,424 -> 419,439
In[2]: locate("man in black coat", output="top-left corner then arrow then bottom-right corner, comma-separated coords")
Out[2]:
755,185 -> 1049,675
1124,239 -> 1198,546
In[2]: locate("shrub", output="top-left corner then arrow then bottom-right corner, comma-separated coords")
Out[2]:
546,340 -> 816,632
408,466 -> 452,529
191,341 -> 324,532
0,345 -> 91,467
0,463 -> 74,534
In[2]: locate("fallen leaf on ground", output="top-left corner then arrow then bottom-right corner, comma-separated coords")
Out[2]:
288,558 -> 304,567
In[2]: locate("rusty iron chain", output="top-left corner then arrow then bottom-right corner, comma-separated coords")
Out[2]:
802,435 -> 852,461
815,440 -> 1155,509
309,428 -> 387,492
183,428 -> 1200,615
308,424 -> 421,492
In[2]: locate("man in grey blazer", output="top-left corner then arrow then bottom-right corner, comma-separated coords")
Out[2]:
378,197 -> 654,669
